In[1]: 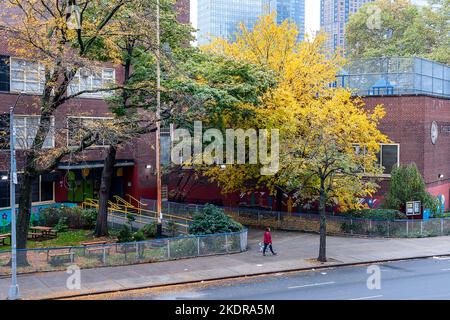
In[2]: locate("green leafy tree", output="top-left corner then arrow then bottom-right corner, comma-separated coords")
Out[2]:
384,163 -> 438,213
346,0 -> 449,64
189,205 -> 243,235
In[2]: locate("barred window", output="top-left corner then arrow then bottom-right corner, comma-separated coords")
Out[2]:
11,116 -> 54,150
10,58 -> 45,94
68,68 -> 115,98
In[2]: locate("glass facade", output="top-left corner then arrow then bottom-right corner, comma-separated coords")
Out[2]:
197,0 -> 305,46
320,0 -> 374,53
336,57 -> 450,99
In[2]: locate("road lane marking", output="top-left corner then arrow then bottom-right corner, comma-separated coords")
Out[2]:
350,295 -> 383,300
441,268 -> 450,271
288,281 -> 335,289
433,257 -> 450,260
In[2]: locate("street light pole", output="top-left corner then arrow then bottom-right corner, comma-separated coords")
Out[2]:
8,93 -> 21,300
155,0 -> 163,237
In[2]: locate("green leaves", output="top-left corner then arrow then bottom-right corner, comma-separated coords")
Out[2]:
189,204 -> 243,235
346,0 -> 449,65
384,164 -> 439,213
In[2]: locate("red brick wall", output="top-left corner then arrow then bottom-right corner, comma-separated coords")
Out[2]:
363,95 -> 450,210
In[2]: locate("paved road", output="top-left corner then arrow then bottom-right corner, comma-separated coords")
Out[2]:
98,257 -> 450,300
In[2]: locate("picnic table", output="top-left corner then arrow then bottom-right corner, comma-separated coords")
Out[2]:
0,233 -> 11,246
29,226 -> 57,240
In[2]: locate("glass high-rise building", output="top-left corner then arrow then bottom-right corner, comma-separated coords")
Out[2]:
197,0 -> 305,46
320,0 -> 424,54
320,0 -> 375,54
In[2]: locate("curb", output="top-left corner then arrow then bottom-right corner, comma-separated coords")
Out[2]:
41,252 -> 450,300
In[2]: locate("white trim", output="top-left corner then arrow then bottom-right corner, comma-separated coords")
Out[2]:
68,67 -> 116,99
9,57 -> 45,94
10,115 -> 55,150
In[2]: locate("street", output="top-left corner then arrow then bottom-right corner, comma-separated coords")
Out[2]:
91,257 -> 450,300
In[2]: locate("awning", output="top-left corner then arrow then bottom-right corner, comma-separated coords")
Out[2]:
57,160 -> 135,170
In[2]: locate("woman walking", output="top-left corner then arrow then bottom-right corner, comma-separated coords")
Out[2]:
263,227 -> 277,256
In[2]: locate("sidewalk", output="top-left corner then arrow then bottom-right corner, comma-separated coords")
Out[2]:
2,229 -> 450,300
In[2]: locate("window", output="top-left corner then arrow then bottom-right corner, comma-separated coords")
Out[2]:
353,143 -> 400,175
0,55 -> 10,92
13,116 -> 55,150
68,68 -> 115,98
67,117 -> 113,147
0,175 -> 55,209
379,144 -> 399,175
10,58 -> 45,94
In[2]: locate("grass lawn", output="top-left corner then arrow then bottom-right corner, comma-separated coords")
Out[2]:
0,229 -> 109,251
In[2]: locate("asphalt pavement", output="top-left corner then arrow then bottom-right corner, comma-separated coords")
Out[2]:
101,257 -> 450,300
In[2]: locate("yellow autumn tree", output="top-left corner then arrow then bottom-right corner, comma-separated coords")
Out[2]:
203,13 -> 388,262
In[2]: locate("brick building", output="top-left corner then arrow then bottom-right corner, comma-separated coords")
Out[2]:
0,1 -> 190,213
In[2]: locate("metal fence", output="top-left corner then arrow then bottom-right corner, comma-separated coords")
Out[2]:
0,229 -> 248,276
141,199 -> 450,239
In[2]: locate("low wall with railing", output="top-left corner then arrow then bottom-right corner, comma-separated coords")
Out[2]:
0,229 -> 248,276
141,199 -> 450,239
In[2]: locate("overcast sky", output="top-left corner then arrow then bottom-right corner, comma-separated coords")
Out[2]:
190,0 -> 321,37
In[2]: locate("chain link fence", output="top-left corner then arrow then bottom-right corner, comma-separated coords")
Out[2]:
0,229 -> 247,276
141,199 -> 450,239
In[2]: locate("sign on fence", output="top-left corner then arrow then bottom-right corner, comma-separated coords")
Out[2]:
406,201 -> 421,216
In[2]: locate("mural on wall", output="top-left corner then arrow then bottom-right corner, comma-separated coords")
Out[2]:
359,197 -> 381,209
0,203 -> 77,232
437,194 -> 446,214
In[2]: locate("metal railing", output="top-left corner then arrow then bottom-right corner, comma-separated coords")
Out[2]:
0,229 -> 248,276
141,199 -> 450,239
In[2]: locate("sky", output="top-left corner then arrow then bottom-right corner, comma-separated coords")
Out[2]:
190,0 -> 321,37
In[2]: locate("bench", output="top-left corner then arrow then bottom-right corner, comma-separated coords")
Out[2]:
47,229 -> 58,238
28,232 -> 43,241
0,234 -> 11,246
81,240 -> 108,246
47,250 -> 74,264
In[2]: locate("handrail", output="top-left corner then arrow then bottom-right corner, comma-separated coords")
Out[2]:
114,195 -> 133,207
125,194 -> 148,209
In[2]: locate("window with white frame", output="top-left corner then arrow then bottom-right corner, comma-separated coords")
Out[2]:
13,115 -> 55,150
67,116 -> 114,147
68,68 -> 115,98
10,58 -> 45,94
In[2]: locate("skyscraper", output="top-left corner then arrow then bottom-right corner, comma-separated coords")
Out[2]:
197,0 -> 305,46
320,0 -> 424,54
320,0 -> 375,54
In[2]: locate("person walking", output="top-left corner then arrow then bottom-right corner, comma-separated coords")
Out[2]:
263,227 -> 277,256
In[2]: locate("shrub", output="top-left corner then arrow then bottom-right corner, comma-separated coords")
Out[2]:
166,220 -> 177,237
384,164 -> 439,214
133,230 -> 146,242
142,222 -> 158,238
117,225 -> 133,243
54,217 -> 69,233
39,206 -> 98,230
342,209 -> 406,220
189,204 -> 243,235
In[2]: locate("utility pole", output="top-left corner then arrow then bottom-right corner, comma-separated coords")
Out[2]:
155,0 -> 163,237
8,93 -> 21,300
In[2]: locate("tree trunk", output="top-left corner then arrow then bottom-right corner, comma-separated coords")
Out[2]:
15,170 -> 35,266
318,181 -> 327,263
95,146 -> 117,237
